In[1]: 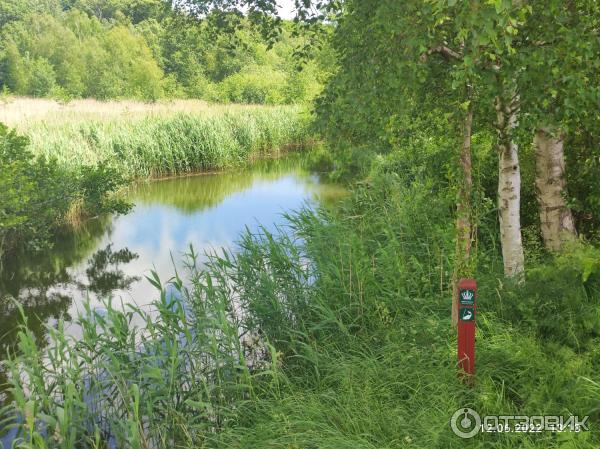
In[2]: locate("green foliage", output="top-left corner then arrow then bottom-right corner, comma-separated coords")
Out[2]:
488,244 -> 600,351
4,155 -> 598,448
0,122 -> 72,257
0,0 -> 61,27
0,3 -> 329,104
316,0 -> 600,244
565,130 -> 600,241
78,163 -> 131,216
0,41 -> 27,93
212,65 -> 287,104
0,11 -> 165,100
0,123 -> 130,261
27,58 -> 57,97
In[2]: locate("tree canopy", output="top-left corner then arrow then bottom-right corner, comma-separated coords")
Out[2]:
0,0 -> 331,102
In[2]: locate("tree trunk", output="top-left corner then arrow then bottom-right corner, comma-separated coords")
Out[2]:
496,96 -> 525,278
452,105 -> 473,327
534,128 -> 577,251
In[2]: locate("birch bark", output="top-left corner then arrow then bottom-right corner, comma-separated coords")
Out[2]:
534,128 -> 577,251
496,96 -> 525,278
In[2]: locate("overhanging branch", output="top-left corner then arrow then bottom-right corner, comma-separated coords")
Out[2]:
420,44 -> 463,62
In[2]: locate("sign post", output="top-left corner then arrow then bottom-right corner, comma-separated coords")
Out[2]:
457,278 -> 476,381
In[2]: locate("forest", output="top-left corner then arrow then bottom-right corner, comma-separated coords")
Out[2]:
0,0 -> 330,102
0,1 -> 599,448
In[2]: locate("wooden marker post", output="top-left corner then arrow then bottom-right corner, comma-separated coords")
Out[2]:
457,278 -> 476,381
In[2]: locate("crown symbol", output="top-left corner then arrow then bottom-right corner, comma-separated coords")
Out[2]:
461,290 -> 474,301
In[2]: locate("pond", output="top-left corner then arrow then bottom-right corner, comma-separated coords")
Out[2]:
0,153 -> 345,405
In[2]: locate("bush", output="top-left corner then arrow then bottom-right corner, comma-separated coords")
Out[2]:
27,58 -> 57,97
488,244 -> 600,351
0,123 -> 130,262
0,122 -> 72,257
214,66 -> 287,104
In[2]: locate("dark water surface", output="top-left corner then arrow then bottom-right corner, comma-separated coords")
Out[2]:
0,155 -> 345,403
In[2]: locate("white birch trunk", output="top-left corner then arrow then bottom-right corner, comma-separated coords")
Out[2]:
496,97 -> 525,278
534,128 -> 577,251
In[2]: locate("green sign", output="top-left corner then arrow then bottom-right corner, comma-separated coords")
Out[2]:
459,307 -> 475,322
459,288 -> 475,305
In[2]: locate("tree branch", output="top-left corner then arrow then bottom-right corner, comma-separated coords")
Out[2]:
420,44 -> 463,62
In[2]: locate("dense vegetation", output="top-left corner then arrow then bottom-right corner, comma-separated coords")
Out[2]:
0,122 -> 129,262
0,0 -> 330,103
0,102 -> 312,261
316,0 -> 600,246
1,0 -> 599,448
3,147 -> 599,448
19,104 -> 310,176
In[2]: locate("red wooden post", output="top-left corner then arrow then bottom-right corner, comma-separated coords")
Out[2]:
457,278 -> 476,381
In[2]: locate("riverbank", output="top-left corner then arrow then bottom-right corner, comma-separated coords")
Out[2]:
3,147 -> 599,448
0,99 -> 313,262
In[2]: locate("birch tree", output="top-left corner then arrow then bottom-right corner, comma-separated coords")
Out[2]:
533,128 -> 577,251
495,88 -> 525,276
422,2 -> 532,289
518,0 -> 600,251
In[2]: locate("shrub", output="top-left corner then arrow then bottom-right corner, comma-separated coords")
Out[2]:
27,58 -> 57,97
0,122 -> 72,257
0,123 -> 130,262
489,244 -> 600,351
214,66 -> 287,104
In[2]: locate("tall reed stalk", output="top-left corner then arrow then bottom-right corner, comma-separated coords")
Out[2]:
22,107 -> 310,178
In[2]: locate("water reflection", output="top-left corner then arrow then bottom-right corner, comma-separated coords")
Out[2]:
0,238 -> 139,404
77,245 -> 140,296
0,154 -> 345,404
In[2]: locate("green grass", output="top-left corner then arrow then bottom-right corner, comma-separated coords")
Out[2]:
2,158 -> 598,448
22,106 -> 311,178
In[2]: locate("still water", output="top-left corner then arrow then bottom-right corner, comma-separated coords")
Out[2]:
0,154 -> 344,402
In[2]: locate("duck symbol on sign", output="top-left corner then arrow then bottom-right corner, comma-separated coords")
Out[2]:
459,307 -> 475,321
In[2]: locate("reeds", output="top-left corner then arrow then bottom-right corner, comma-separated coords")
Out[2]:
0,98 -> 311,179
25,110 -> 309,178
2,188 -> 599,448
2,248 -> 272,448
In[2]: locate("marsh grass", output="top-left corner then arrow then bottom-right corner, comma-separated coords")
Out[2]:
0,98 -> 312,179
27,110 -> 309,178
0,98 -> 278,128
0,98 -> 312,259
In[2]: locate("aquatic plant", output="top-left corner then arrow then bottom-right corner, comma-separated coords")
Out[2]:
14,103 -> 312,178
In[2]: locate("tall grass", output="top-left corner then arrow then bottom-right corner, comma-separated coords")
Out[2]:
17,106 -> 311,178
3,163 -> 598,448
0,98 -> 289,127
2,255 -> 263,448
0,99 -> 312,263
